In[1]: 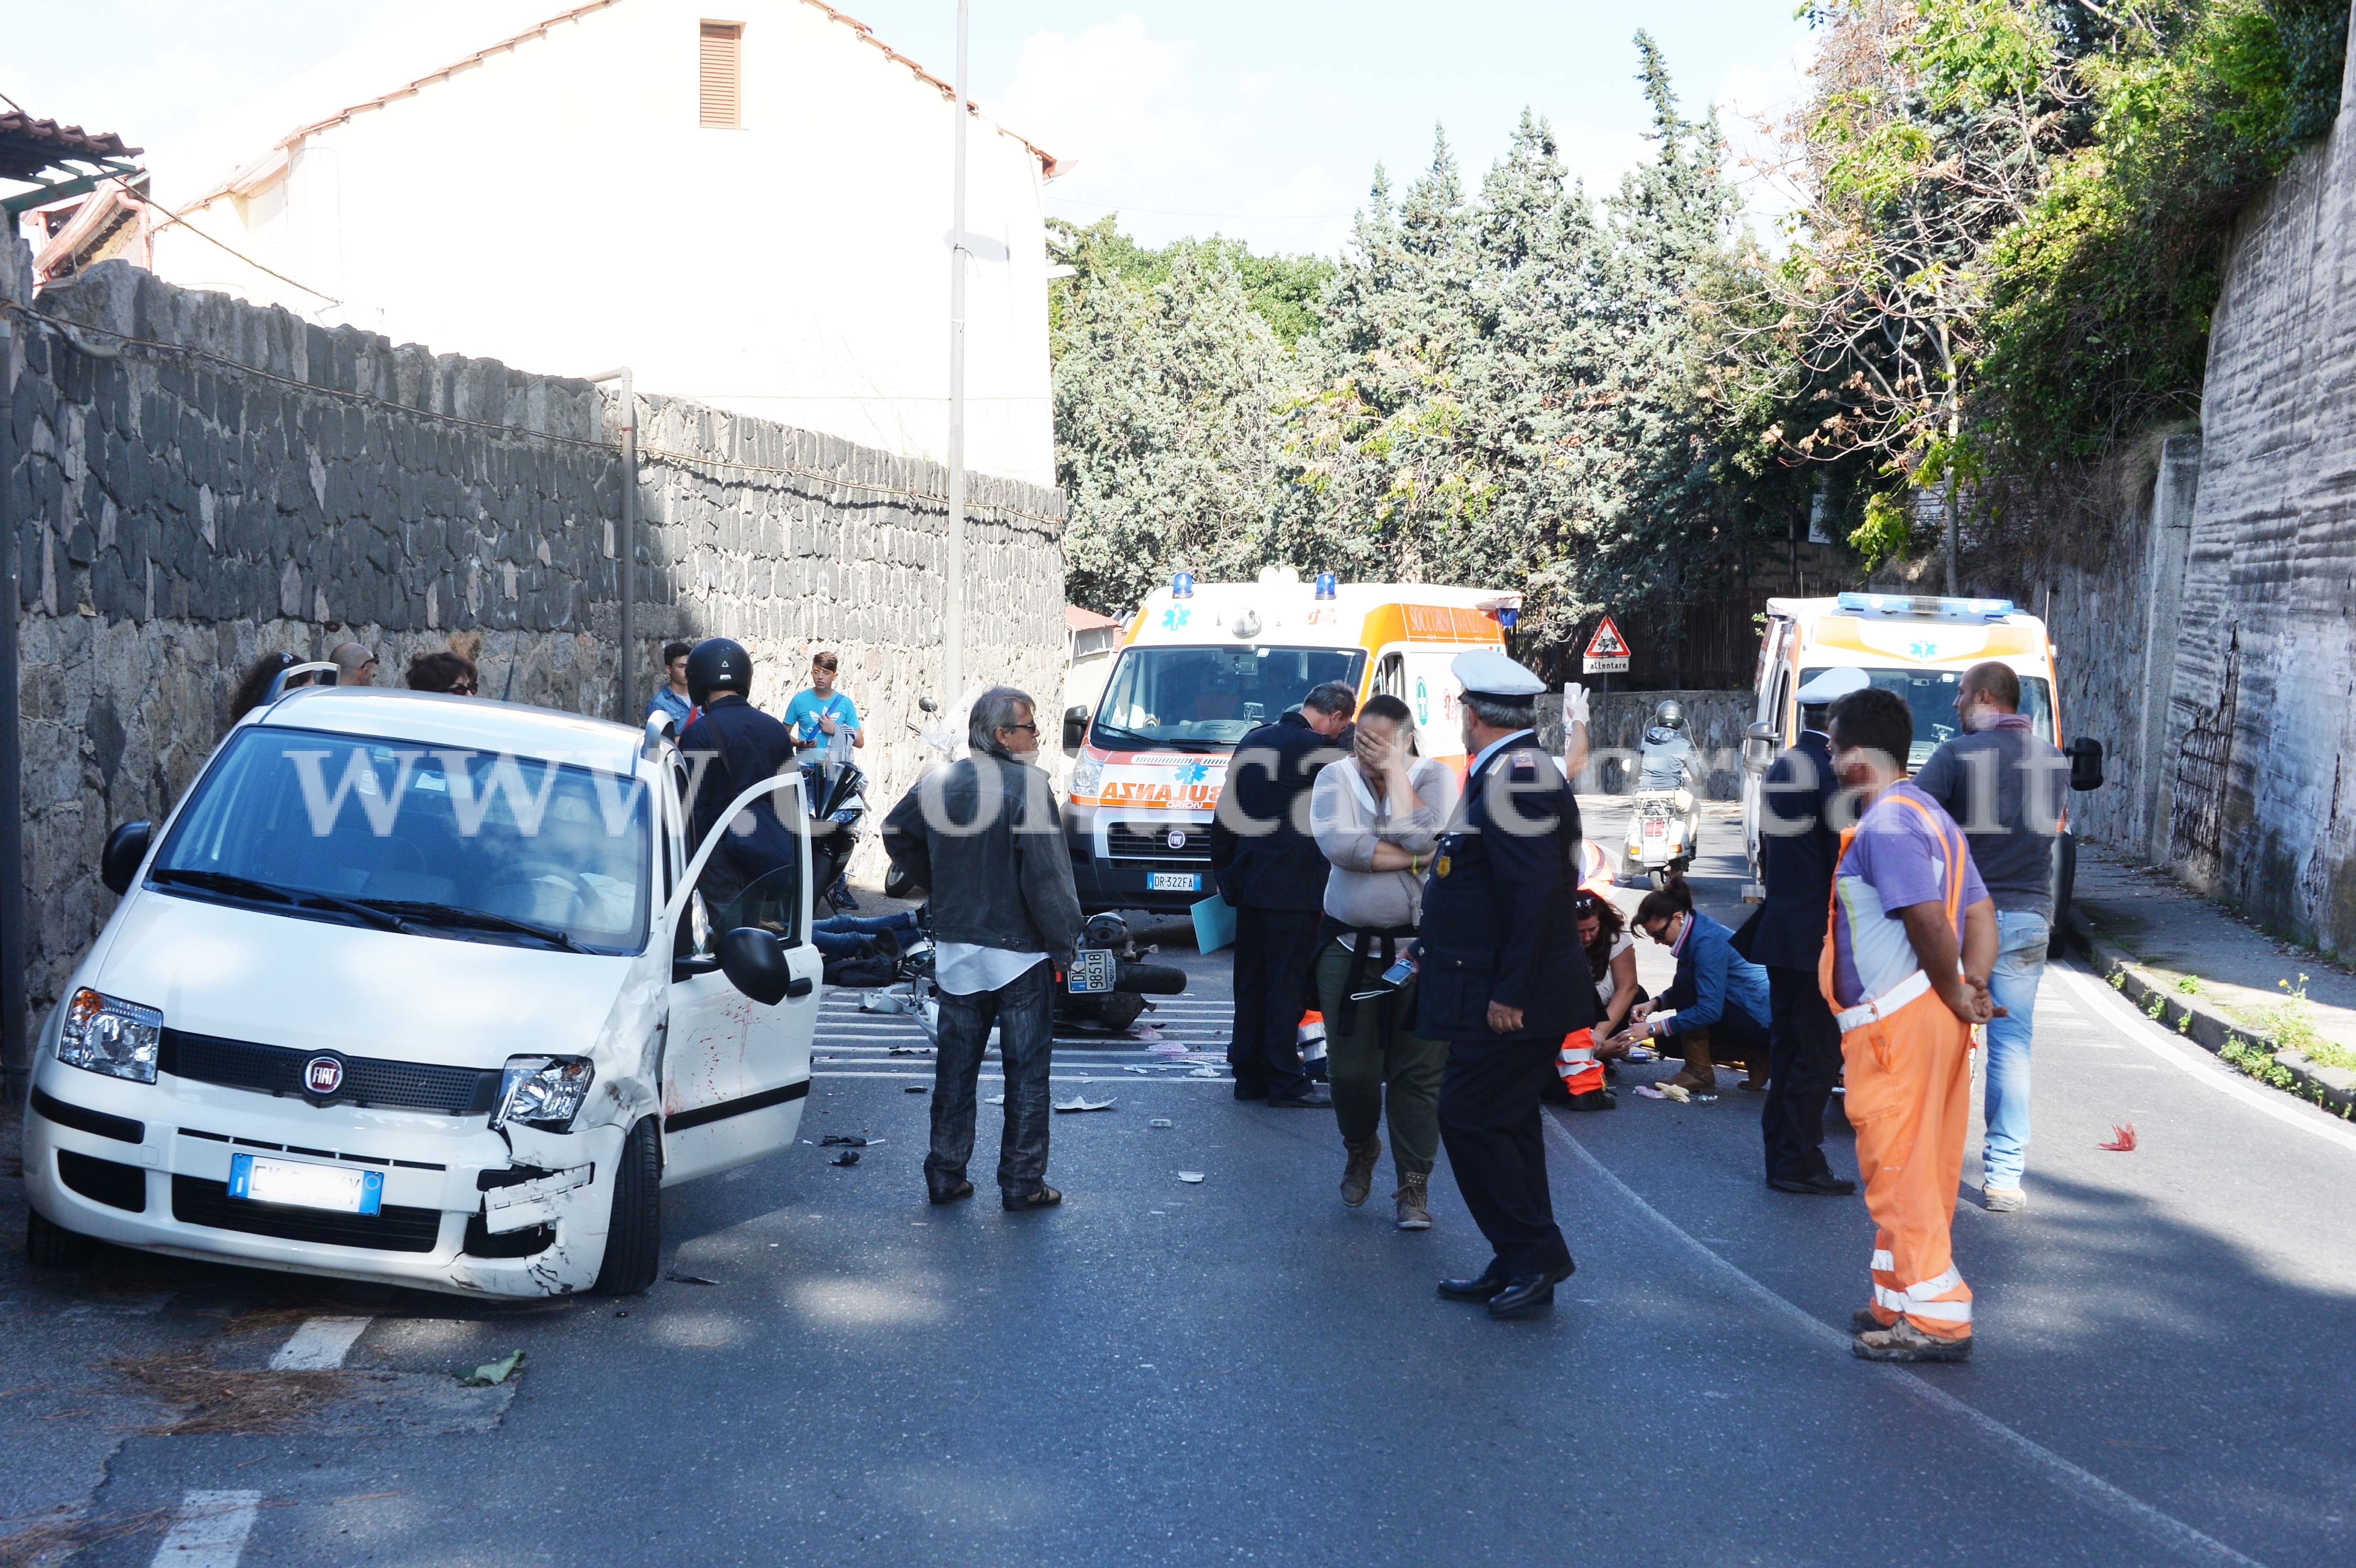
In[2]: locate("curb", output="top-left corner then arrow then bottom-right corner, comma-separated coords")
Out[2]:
2067,910 -> 2356,1120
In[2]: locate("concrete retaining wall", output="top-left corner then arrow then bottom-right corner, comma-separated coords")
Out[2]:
4,250 -> 1065,1036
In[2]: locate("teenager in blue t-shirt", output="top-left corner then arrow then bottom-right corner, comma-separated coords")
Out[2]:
783,651 -> 863,755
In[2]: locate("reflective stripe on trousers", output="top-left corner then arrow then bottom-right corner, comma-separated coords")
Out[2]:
1557,1028 -> 1602,1094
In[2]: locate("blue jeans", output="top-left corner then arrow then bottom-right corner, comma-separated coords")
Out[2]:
809,910 -> 920,958
1981,910 -> 2049,1190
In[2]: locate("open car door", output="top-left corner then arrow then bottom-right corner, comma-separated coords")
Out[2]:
659,772 -> 822,1185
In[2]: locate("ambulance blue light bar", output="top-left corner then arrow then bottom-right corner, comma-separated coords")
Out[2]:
1835,591 -> 2014,621
1314,571 -> 1338,600
1172,571 -> 1195,599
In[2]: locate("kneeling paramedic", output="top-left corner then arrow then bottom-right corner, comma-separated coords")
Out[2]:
1823,686 -> 1999,1363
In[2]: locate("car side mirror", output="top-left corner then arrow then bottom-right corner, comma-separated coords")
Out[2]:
1742,721 -> 1775,775
1063,704 -> 1090,753
2065,737 -> 2105,792
717,927 -> 812,1005
101,821 -> 153,896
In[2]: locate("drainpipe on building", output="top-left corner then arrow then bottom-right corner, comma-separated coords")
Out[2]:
0,306 -> 23,1095
586,368 -> 636,723
944,0 -> 971,705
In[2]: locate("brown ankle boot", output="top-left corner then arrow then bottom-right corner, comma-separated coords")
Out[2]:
1394,1170 -> 1433,1230
1668,1031 -> 1718,1097
1340,1136 -> 1382,1207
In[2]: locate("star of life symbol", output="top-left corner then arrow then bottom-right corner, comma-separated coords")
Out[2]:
1161,606 -> 1192,631
1175,759 -> 1211,785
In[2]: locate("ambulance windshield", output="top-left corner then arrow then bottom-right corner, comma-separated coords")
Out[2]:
1092,646 -> 1368,750
1845,668 -> 2055,767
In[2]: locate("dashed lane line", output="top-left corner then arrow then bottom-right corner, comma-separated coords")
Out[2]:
1545,1116 -> 2267,1568
267,1316 -> 372,1371
148,1491 -> 262,1568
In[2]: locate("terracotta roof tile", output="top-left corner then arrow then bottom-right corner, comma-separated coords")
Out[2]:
0,111 -> 142,183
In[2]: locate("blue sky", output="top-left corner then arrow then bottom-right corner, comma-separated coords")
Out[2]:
7,1 -> 1815,256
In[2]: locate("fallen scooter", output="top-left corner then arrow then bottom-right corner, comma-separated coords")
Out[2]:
1053,912 -> 1188,1035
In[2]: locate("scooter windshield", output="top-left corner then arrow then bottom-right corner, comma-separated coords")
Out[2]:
150,727 -> 652,955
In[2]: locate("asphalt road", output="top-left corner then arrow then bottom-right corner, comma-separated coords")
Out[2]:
5,799 -> 2355,1567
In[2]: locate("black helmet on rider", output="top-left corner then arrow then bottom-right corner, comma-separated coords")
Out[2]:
1654,699 -> 1685,730
686,637 -> 753,706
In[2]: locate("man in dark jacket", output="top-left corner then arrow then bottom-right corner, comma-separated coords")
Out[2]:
882,686 -> 1085,1211
1419,649 -> 1593,1320
1750,666 -> 1865,1195
677,638 -> 799,929
1209,680 -> 1356,1107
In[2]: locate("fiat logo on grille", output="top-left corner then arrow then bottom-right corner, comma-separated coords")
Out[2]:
1167,829 -> 1187,850
303,1055 -> 345,1096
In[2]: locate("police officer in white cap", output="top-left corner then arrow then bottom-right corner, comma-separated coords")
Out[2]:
1419,648 -> 1593,1319
1748,664 -> 1868,1197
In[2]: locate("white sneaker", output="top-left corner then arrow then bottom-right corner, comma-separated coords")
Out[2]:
1983,1186 -> 2026,1213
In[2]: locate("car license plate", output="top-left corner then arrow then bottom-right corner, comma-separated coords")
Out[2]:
1067,949 -> 1115,994
1148,871 -> 1200,892
228,1153 -> 382,1216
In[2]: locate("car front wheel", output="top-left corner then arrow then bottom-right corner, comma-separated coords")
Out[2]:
591,1118 -> 661,1296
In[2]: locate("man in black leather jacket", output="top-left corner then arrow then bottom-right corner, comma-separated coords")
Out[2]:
677,638 -> 799,929
1209,681 -> 1356,1107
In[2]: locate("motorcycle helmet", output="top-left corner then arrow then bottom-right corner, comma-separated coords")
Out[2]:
1081,912 -> 1131,951
685,637 -> 753,706
1654,699 -> 1685,731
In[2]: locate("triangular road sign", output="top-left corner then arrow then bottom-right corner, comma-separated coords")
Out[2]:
1585,615 -> 1630,658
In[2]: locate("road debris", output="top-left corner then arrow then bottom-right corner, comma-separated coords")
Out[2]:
2099,1122 -> 2139,1152
904,1085 -> 927,1093
1054,1096 -> 1116,1113
458,1350 -> 524,1388
819,1134 -> 877,1147
888,1045 -> 931,1056
1149,1118 -> 1173,1128
830,1150 -> 862,1167
1129,1022 -> 1167,1043
1177,1171 -> 1205,1184
1187,1067 -> 1222,1079
665,1273 -> 720,1286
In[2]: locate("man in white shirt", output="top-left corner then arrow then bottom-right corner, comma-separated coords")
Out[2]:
881,687 -> 1084,1211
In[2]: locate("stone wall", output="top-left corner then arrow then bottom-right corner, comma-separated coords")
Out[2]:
2149,28 -> 2356,962
4,251 -> 1064,1040
1536,688 -> 1753,799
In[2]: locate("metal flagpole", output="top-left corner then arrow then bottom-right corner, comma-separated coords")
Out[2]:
945,0 -> 969,705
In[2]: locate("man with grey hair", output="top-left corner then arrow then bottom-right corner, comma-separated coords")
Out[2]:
882,686 -> 1084,1211
1209,679 -> 1357,1107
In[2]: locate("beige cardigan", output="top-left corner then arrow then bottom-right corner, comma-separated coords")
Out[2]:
1309,755 -> 1460,930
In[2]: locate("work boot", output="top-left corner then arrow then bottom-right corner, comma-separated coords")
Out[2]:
1566,1087 -> 1617,1112
1851,1306 -> 1895,1333
1340,1137 -> 1382,1208
1983,1186 -> 2026,1213
1853,1316 -> 1972,1363
1394,1171 -> 1433,1230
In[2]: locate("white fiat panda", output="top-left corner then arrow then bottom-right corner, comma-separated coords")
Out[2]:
21,684 -> 822,1296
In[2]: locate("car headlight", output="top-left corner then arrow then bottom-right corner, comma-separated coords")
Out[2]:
58,988 -> 163,1084
491,1056 -> 595,1131
1068,754 -> 1106,802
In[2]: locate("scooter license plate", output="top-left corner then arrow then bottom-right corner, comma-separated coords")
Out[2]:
1643,820 -> 1665,838
228,1153 -> 382,1215
1147,871 -> 1200,892
1067,949 -> 1115,994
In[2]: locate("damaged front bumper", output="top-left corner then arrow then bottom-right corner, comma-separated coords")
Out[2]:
23,1061 -> 627,1298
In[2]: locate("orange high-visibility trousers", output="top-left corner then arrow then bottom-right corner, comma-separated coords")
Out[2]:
1837,981 -> 1975,1339
1557,1028 -> 1602,1095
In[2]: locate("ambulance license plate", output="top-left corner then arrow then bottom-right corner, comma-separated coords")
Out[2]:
228,1154 -> 382,1216
1067,949 -> 1115,994
1148,871 -> 1200,892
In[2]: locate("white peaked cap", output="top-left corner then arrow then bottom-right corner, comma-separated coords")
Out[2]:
1452,647 -> 1548,699
1797,666 -> 1871,703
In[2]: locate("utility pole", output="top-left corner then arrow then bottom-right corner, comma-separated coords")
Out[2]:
586,368 -> 636,723
944,0 -> 970,705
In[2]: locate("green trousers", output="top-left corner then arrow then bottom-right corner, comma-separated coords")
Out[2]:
1314,938 -> 1451,1177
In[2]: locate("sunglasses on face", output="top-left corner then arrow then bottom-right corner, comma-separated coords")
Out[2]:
1003,721 -> 1038,734
450,681 -> 477,695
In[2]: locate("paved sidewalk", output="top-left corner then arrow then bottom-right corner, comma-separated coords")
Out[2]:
2069,844 -> 2356,1114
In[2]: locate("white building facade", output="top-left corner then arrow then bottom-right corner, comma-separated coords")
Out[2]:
148,0 -> 1058,487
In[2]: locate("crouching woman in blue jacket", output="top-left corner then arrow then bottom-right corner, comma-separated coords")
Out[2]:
1616,877 -> 1770,1102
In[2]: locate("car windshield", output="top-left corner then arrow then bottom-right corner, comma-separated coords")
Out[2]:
151,727 -> 651,955
1091,645 -> 1367,749
1839,668 -> 2056,768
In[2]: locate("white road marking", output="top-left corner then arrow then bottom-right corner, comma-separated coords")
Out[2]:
1548,1118 -> 2268,1568
150,1490 -> 262,1568
813,1071 -> 1230,1083
268,1316 -> 371,1371
2052,960 -> 2356,1157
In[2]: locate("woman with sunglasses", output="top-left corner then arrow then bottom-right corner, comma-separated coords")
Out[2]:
1568,892 -> 1644,1110
404,651 -> 480,696
1618,876 -> 1770,1101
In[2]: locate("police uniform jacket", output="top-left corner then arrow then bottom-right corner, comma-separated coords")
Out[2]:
1749,728 -> 1839,971
1207,710 -> 1342,912
1414,735 -> 1597,1044
678,696 -> 800,884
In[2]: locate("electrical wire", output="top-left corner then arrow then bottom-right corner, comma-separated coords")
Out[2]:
125,188 -> 342,306
1,299 -> 1064,529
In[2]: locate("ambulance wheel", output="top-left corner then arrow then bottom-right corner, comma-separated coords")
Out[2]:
27,1209 -> 98,1269
592,1118 -> 662,1296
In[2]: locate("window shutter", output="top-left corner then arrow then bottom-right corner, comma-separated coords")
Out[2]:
699,22 -> 742,128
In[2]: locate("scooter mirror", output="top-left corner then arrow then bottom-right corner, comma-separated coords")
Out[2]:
918,697 -> 939,714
